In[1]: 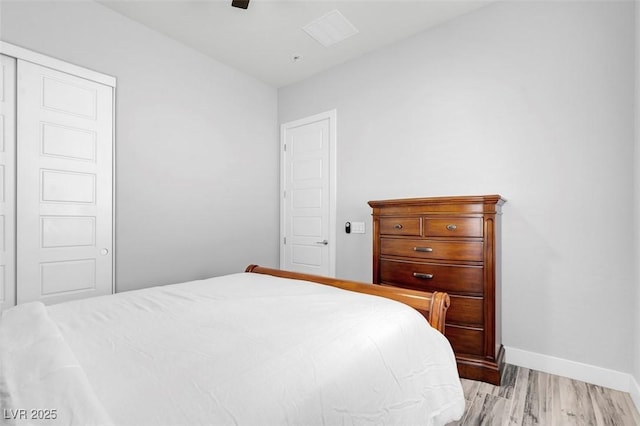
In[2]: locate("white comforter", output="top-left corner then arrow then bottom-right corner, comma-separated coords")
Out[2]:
1,272 -> 464,426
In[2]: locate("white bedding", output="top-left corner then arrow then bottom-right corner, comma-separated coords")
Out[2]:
1,272 -> 464,426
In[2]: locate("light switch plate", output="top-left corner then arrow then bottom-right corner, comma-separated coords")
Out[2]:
350,221 -> 365,234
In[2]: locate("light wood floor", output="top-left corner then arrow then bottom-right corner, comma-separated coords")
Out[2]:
448,364 -> 640,425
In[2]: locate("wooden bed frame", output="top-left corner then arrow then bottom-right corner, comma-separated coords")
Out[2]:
245,265 -> 450,334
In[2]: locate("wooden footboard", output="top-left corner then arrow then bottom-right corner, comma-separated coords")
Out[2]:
245,265 -> 450,334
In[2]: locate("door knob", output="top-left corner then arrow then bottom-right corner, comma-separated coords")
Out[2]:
315,240 -> 329,245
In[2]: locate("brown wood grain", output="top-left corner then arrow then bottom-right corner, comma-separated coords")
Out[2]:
379,216 -> 422,236
424,217 -> 484,238
380,259 -> 484,295
369,194 -> 505,385
244,264 -> 450,335
380,238 -> 484,262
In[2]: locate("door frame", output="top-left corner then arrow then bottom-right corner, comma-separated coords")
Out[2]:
280,109 -> 337,277
0,41 -> 117,300
0,42 -> 116,87
0,54 -> 17,311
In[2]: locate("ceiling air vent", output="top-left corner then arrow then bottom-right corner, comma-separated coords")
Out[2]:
303,9 -> 359,48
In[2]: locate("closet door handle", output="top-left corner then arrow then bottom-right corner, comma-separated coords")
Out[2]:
315,240 -> 328,245
413,272 -> 433,279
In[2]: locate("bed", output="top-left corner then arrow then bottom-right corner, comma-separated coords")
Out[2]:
0,265 -> 465,426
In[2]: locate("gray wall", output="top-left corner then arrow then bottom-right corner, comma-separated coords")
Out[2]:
2,0 -> 638,396
279,1 -> 636,375
1,0 -> 280,291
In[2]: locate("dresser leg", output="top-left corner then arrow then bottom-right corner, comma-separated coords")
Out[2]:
456,345 -> 505,385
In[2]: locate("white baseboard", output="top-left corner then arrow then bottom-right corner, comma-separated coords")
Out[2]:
505,346 -> 640,414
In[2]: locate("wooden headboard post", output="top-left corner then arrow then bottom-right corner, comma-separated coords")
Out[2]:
245,265 -> 450,334
428,291 -> 450,334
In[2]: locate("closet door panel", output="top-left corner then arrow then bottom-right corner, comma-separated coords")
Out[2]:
0,55 -> 16,311
17,59 -> 113,305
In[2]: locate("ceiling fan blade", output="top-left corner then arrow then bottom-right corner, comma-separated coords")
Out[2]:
232,0 -> 250,9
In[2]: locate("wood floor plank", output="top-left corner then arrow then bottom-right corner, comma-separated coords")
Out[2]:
602,386 -> 639,426
464,394 -> 510,426
551,374 -> 597,425
587,383 -> 631,426
447,364 -> 640,426
625,394 -> 640,425
481,394 -> 510,426
522,370 -> 553,425
461,378 -> 482,403
459,391 -> 486,425
506,365 -> 530,426
498,363 -> 518,399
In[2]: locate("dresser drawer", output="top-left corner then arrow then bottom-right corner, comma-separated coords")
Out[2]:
445,325 -> 484,357
447,295 -> 483,327
379,259 -> 483,295
379,217 -> 421,236
380,238 -> 483,262
424,217 -> 483,238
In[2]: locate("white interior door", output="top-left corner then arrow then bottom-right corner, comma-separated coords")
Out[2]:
17,59 -> 114,305
281,110 -> 336,277
0,55 -> 16,311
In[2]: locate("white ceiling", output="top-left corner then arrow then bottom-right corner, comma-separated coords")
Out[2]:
98,0 -> 493,88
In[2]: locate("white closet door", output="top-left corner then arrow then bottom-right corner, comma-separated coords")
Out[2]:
0,55 -> 16,311
17,59 -> 113,305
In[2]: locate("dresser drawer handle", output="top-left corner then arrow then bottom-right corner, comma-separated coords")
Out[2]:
394,224 -> 403,229
413,247 -> 433,253
413,272 -> 434,279
446,224 -> 457,231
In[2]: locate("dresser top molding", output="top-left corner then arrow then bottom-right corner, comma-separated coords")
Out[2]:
368,195 -> 506,211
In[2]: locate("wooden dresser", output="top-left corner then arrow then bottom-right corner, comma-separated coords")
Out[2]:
368,195 -> 505,385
